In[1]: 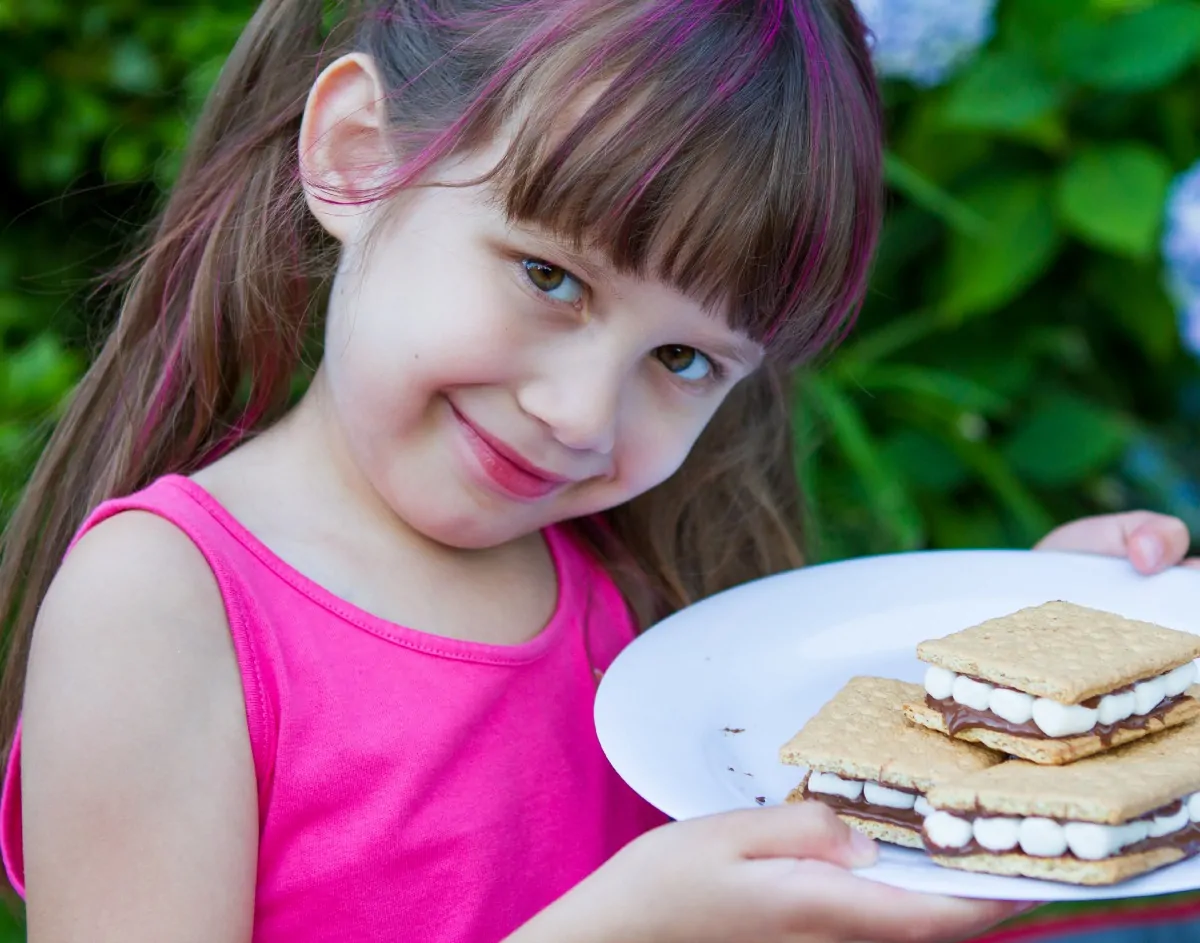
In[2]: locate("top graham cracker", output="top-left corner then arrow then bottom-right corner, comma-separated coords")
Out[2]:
926,697 -> 1200,824
779,676 -> 1001,792
916,601 -> 1200,703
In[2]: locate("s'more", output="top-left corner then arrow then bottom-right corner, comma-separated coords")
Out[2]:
903,601 -> 1200,765
779,676 -> 1002,848
920,701 -> 1200,885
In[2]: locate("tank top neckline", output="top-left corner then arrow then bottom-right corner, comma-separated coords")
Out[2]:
157,474 -> 581,667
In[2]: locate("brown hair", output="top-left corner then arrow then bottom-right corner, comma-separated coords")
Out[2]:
0,0 -> 882,746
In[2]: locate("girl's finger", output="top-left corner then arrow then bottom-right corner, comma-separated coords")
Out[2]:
777,863 -> 1027,943
705,801 -> 878,869
1035,512 -> 1191,574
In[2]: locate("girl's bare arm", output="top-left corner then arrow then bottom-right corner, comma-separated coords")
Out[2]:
22,512 -> 257,943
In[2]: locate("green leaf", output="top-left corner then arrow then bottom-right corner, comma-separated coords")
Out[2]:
1058,2 -> 1200,91
882,429 -> 969,493
883,153 -> 988,236
1085,258 -> 1180,361
109,38 -> 162,95
1003,394 -> 1132,486
942,177 -> 1062,321
848,364 -> 1011,416
947,437 -> 1055,544
835,309 -> 946,368
2,335 -> 82,414
1055,144 -> 1170,257
940,53 -> 1064,133
801,374 -> 924,550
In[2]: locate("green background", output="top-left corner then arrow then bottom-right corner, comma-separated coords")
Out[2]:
2,0 -> 1200,936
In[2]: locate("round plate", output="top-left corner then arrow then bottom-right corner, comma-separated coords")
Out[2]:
594,549 -> 1200,901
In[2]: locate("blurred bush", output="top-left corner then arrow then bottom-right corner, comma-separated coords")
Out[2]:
3,0 -> 1200,561
3,0 -> 1195,564
799,0 -> 1200,560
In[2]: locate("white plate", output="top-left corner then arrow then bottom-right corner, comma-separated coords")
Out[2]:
594,549 -> 1200,901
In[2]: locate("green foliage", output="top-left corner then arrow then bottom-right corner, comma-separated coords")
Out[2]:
800,0 -> 1200,561
0,0 -> 1199,568
2,0 -> 1200,566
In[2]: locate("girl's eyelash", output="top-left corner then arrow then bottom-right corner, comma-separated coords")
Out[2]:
514,253 -> 728,385
518,257 -> 588,308
702,357 -> 726,382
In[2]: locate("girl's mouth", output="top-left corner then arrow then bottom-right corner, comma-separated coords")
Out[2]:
450,403 -> 570,501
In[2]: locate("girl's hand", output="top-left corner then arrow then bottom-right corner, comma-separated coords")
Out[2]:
509,802 -> 1027,943
1035,511 -> 1199,574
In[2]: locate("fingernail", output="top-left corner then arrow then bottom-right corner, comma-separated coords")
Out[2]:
1135,534 -> 1164,570
848,828 -> 878,866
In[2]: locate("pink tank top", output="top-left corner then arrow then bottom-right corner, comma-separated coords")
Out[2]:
0,476 -> 666,941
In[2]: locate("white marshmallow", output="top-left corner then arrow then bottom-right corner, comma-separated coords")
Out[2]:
1018,818 -> 1068,857
1118,819 -> 1152,847
864,781 -> 917,810
952,676 -> 994,712
1064,822 -> 1124,860
914,796 -> 935,818
808,771 -> 863,801
1133,677 -> 1167,715
925,811 -> 973,849
972,817 -> 1020,852
989,688 -> 1035,725
1164,662 -> 1198,698
924,665 -> 957,700
1189,793 -> 1200,824
1032,698 -> 1098,737
1097,690 -> 1136,726
1150,805 -> 1190,837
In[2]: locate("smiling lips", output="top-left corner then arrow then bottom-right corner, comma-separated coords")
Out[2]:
452,405 -> 571,501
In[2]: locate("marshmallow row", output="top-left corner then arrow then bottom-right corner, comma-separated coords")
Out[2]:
808,771 -> 934,816
924,794 -> 1200,861
923,662 -> 1198,738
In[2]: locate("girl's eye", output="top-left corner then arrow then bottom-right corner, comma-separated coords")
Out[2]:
655,345 -> 716,382
522,259 -> 584,305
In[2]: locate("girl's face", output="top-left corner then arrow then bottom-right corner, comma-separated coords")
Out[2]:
319,156 -> 762,550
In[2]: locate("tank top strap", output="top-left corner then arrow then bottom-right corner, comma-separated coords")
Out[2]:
1,475 -> 281,895
544,523 -> 638,680
70,475 -> 280,794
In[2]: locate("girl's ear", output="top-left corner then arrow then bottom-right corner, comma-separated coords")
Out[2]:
299,53 -> 393,244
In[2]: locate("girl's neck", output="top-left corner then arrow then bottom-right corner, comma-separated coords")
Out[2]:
190,374 -> 560,646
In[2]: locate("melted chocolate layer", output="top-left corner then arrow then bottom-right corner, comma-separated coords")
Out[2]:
926,801 -> 1200,859
802,784 -> 925,831
927,694 -> 1187,746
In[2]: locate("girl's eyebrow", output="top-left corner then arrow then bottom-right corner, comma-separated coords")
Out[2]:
507,224 -> 762,365
508,224 -> 612,284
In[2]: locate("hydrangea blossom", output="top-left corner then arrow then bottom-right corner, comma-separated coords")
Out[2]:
1162,160 -> 1200,357
853,0 -> 997,87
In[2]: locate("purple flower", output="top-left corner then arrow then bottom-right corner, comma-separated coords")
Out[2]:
853,0 -> 997,87
1162,160 -> 1200,357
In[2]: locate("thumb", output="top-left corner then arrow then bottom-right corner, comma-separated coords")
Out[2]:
710,800 -> 878,868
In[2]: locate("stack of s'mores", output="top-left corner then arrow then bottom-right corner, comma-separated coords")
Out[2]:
779,601 -> 1200,885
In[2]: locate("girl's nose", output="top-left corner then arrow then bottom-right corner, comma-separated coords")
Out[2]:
516,358 -> 622,456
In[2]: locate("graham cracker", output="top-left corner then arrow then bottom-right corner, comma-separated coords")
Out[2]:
924,699 -> 1200,822
785,784 -> 922,849
929,848 -> 1185,886
779,677 -> 1002,791
916,601 -> 1200,703
903,695 -> 1200,766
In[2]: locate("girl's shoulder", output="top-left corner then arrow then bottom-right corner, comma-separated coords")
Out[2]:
27,504 -> 248,782
16,504 -> 257,933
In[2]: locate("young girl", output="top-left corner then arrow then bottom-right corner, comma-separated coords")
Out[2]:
1,1 -> 1195,941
